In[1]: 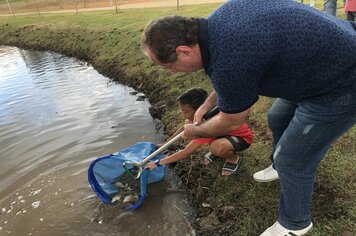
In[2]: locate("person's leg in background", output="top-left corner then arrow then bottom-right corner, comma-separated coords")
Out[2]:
261,90 -> 356,235
324,0 -> 337,16
253,99 -> 297,182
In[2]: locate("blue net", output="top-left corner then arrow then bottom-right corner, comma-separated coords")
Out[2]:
88,142 -> 165,209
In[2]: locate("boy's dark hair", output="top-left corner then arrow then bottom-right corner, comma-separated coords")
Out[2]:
141,15 -> 202,63
178,88 -> 208,110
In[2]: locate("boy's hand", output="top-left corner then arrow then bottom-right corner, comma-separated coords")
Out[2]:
145,161 -> 156,170
156,143 -> 163,148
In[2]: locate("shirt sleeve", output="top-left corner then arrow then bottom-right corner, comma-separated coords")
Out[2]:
211,68 -> 260,113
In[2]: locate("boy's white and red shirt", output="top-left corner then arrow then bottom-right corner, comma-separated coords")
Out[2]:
192,123 -> 254,145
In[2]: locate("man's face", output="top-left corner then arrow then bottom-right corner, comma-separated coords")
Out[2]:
145,46 -> 202,73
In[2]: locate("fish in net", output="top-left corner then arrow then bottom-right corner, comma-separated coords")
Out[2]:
111,171 -> 141,207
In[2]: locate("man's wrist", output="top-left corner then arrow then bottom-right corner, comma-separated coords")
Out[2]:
193,125 -> 204,138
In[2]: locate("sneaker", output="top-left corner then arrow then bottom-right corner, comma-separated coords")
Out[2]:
253,165 -> 279,182
260,221 -> 313,236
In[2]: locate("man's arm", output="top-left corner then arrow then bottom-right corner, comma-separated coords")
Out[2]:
183,108 -> 250,138
194,91 -> 217,123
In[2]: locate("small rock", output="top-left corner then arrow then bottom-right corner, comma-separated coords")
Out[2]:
217,206 -> 235,222
136,96 -> 146,101
31,201 -> 40,209
198,211 -> 220,230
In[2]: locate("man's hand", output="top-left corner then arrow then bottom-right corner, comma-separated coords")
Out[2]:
194,91 -> 217,124
182,123 -> 198,139
186,108 -> 251,138
194,105 -> 210,124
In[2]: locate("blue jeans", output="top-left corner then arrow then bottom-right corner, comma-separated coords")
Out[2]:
324,0 -> 337,16
267,89 -> 356,230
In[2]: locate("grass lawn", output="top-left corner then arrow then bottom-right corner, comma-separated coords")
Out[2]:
0,1 -> 355,235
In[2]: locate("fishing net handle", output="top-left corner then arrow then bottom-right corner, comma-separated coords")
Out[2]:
122,132 -> 183,179
122,161 -> 143,179
122,106 -> 220,179
140,131 -> 183,166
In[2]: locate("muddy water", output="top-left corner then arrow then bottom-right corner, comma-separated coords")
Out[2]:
0,46 -> 193,236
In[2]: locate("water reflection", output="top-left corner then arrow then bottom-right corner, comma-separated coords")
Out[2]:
0,46 -> 193,236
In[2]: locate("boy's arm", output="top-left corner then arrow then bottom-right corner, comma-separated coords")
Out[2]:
146,141 -> 202,169
160,141 -> 201,165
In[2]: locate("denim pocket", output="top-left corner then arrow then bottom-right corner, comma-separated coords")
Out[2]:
307,88 -> 355,107
297,89 -> 356,124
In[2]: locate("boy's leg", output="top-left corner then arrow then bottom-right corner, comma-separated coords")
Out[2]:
210,136 -> 249,175
272,91 -> 356,230
210,138 -> 235,164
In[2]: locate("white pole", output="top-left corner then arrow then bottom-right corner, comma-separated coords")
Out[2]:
6,0 -> 15,16
114,0 -> 118,13
34,0 -> 40,16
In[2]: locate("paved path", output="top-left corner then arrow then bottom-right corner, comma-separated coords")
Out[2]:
0,0 -> 225,16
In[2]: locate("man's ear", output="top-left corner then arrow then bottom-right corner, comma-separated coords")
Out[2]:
176,46 -> 194,58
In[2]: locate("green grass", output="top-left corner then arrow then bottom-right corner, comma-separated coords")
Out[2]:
0,1 -> 355,235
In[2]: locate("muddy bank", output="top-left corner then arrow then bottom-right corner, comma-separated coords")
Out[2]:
1,18 -> 355,236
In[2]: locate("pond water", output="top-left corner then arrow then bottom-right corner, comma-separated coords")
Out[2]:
0,46 -> 194,236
